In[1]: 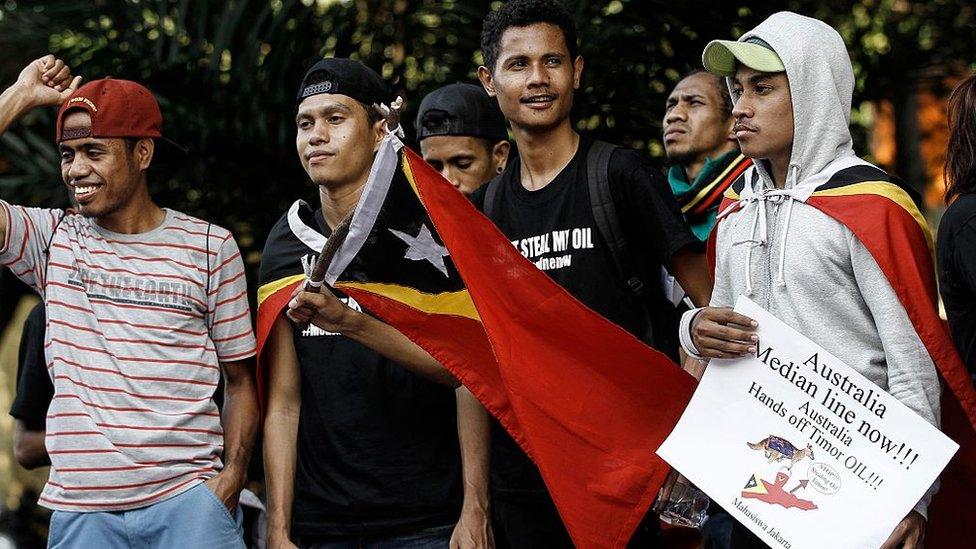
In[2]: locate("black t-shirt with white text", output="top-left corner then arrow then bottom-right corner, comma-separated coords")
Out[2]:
470,137 -> 698,498
267,209 -> 463,540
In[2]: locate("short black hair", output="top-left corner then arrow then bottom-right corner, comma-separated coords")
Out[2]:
481,0 -> 579,72
682,69 -> 733,120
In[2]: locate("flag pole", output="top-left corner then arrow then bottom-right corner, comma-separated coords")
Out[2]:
303,96 -> 403,293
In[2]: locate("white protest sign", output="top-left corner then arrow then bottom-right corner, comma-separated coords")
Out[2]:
657,296 -> 958,549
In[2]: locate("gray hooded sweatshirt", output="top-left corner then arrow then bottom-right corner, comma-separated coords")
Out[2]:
681,12 -> 941,516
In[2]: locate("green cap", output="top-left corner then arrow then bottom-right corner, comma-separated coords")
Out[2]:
702,37 -> 785,77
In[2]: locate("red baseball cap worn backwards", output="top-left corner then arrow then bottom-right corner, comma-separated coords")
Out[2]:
56,78 -> 163,142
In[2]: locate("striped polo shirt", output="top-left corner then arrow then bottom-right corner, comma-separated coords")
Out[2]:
0,202 -> 256,512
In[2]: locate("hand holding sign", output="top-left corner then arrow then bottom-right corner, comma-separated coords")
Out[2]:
659,296 -> 957,549
690,306 -> 759,359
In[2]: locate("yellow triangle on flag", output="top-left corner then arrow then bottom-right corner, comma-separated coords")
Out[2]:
742,473 -> 768,495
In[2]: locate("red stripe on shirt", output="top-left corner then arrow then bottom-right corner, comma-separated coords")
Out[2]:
209,270 -> 245,295
54,375 -> 212,402
47,412 -> 91,420
100,239 -> 218,256
0,202 -> 12,254
51,242 -> 208,274
47,319 -> 210,349
47,469 -> 212,492
97,317 -> 208,336
50,356 -> 218,387
172,214 -> 211,227
96,422 -> 223,436
39,477 -> 204,507
2,208 -> 31,267
48,448 -> 121,455
213,251 -> 243,273
164,226 -> 212,238
47,338 -> 218,369
114,442 -> 214,448
53,394 -> 220,417
47,431 -> 104,437
220,348 -> 256,362
59,458 -> 215,473
214,288 -> 247,308
213,308 -> 250,327
47,298 -> 95,315
212,329 -> 254,344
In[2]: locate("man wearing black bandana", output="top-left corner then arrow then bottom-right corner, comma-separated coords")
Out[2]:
416,82 -> 511,195
259,58 -> 462,548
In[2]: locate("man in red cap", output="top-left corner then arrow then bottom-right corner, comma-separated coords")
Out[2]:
0,55 -> 259,548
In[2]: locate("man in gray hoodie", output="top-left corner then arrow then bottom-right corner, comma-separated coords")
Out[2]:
679,12 -> 939,549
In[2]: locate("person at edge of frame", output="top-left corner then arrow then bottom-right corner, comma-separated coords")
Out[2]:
0,55 -> 259,548
684,11 -> 941,549
938,73 -> 976,379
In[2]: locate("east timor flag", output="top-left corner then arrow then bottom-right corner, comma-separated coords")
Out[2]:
309,135 -> 695,548
713,164 -> 976,547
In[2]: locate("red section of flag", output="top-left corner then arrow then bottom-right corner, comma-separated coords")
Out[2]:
345,147 -> 697,548
809,192 -> 976,548
255,279 -> 303,411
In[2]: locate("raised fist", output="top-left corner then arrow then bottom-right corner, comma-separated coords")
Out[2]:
15,54 -> 82,108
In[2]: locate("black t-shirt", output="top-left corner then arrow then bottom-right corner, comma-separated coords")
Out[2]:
10,302 -> 52,431
274,209 -> 462,541
937,193 -> 976,375
470,137 -> 698,499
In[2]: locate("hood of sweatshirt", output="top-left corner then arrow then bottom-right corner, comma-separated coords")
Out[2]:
735,11 -> 874,198
716,12 -> 877,292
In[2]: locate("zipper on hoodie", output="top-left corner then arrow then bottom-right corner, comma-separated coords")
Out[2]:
761,201 -> 781,309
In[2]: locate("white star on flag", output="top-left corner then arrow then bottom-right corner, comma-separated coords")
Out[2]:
388,224 -> 450,277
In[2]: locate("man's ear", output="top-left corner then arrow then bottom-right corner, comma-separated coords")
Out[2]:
372,117 -> 387,151
726,115 -> 737,142
492,140 -> 511,171
572,55 -> 584,90
478,66 -> 496,97
135,138 -> 155,171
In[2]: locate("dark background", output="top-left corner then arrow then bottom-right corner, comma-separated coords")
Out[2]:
0,0 -> 974,545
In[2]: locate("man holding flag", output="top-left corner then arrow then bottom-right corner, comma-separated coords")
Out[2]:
258,59 -> 464,548
285,3 -> 708,547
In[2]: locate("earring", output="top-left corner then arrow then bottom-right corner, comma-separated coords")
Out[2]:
497,166 -> 504,174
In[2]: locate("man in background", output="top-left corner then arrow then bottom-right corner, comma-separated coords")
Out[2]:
663,70 -> 750,241
416,82 -> 511,195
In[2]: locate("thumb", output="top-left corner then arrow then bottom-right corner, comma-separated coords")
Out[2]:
294,290 -> 325,309
57,76 -> 83,106
64,75 -> 82,95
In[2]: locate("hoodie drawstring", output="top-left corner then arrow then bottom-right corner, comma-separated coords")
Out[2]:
732,164 -> 802,295
776,164 -> 801,286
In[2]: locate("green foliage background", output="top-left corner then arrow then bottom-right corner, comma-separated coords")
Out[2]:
0,0 -> 973,276
0,2 -> 973,543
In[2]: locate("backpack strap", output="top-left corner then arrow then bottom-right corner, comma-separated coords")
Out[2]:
586,140 -> 645,297
482,173 -> 503,220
